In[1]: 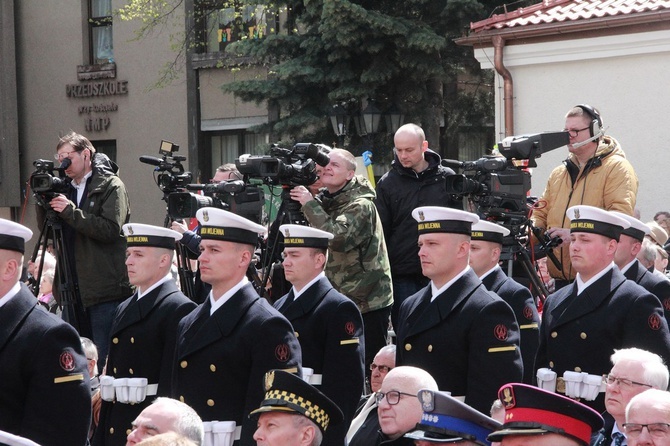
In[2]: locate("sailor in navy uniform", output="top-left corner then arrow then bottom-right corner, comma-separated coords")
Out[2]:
469,220 -> 541,384
395,206 -> 523,414
535,205 -> 670,413
94,223 -> 196,445
173,208 -> 301,446
0,218 -> 91,446
612,211 -> 670,323
273,224 -> 364,446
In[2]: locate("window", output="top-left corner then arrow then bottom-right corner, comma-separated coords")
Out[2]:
89,0 -> 114,64
199,2 -> 271,53
210,131 -> 267,176
91,139 -> 117,163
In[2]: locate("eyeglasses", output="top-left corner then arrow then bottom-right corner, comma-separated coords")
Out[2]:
375,390 -> 417,405
370,363 -> 393,374
623,423 -> 670,437
605,374 -> 653,389
563,126 -> 591,138
54,150 -> 80,161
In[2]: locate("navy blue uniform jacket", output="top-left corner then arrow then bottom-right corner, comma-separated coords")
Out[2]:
395,269 -> 523,413
274,276 -> 365,446
173,283 -> 301,446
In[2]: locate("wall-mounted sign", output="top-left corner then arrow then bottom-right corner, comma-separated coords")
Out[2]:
67,79 -> 128,132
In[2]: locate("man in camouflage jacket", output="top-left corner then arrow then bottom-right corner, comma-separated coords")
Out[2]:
291,148 -> 393,371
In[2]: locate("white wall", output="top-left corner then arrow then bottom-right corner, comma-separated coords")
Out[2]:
474,29 -> 670,221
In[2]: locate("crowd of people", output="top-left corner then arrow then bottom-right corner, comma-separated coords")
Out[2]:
4,105 -> 670,446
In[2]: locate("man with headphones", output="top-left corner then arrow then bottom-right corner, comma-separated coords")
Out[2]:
532,105 -> 638,289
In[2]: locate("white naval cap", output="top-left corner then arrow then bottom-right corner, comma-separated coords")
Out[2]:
279,224 -> 333,249
196,207 -> 266,246
471,220 -> 511,245
0,218 -> 33,254
610,211 -> 650,242
566,205 -> 630,240
646,221 -> 669,247
412,206 -> 479,236
123,223 -> 182,249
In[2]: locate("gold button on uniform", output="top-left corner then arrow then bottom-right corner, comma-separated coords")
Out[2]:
113,338 -> 119,344
110,428 -> 114,434
551,332 -> 558,338
126,429 -> 131,435
131,337 -> 135,343
179,396 -> 184,402
129,368 -> 134,375
575,367 -> 582,372
181,361 -> 188,368
113,367 -> 117,374
210,364 -> 216,372
405,344 -> 412,351
580,332 -> 587,339
549,361 -> 554,368
207,399 -> 215,407
427,345 -> 433,352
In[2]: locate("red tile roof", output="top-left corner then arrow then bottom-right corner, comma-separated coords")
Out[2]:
471,0 -> 670,32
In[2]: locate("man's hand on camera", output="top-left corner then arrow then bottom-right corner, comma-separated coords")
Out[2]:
49,194 -> 72,213
171,220 -> 188,234
289,186 -> 314,206
546,227 -> 571,247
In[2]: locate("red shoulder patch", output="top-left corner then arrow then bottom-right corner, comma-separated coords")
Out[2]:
494,324 -> 508,341
649,313 -> 662,331
522,305 -> 534,321
663,298 -> 670,312
275,344 -> 290,362
345,322 -> 355,336
60,351 -> 76,372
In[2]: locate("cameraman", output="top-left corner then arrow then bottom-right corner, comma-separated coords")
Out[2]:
532,105 -> 638,288
38,131 -> 132,372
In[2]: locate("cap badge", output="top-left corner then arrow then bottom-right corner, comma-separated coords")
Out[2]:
418,211 -> 425,222
127,225 -> 134,236
501,386 -> 515,409
203,210 -> 209,222
265,370 -> 275,391
285,229 -> 291,237
574,208 -> 580,219
420,390 -> 434,411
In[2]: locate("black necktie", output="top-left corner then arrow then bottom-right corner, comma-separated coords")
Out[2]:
612,431 -> 625,446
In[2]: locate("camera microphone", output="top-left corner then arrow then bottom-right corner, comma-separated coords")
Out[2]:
139,155 -> 164,166
569,127 -> 607,149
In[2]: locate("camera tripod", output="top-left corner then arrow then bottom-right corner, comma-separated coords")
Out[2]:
33,208 -> 92,337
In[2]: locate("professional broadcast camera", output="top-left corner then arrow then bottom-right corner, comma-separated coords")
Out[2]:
30,158 -> 72,204
444,131 -> 569,225
235,143 -> 330,187
139,140 -> 193,194
167,180 -> 264,223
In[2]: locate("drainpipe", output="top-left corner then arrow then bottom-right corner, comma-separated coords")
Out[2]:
492,35 -> 514,137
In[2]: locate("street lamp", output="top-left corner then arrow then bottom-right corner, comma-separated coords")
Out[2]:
328,104 -> 350,146
384,103 -> 405,134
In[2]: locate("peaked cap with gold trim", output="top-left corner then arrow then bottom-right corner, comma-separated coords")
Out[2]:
249,369 -> 343,433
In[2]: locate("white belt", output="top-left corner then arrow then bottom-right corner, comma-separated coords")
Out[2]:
301,368 -> 322,385
202,422 -> 241,446
99,376 -> 158,404
536,368 -> 605,401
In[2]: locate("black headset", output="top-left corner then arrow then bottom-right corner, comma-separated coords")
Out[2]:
575,104 -> 602,138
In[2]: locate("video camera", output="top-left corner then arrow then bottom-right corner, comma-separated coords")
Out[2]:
167,180 -> 264,223
444,131 -> 569,224
30,158 -> 72,204
140,140 -> 192,194
235,143 -> 330,187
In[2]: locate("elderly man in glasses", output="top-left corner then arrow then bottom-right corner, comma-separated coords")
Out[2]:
374,366 -> 438,445
347,345 -> 396,446
592,348 -> 669,446
624,389 -> 670,446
